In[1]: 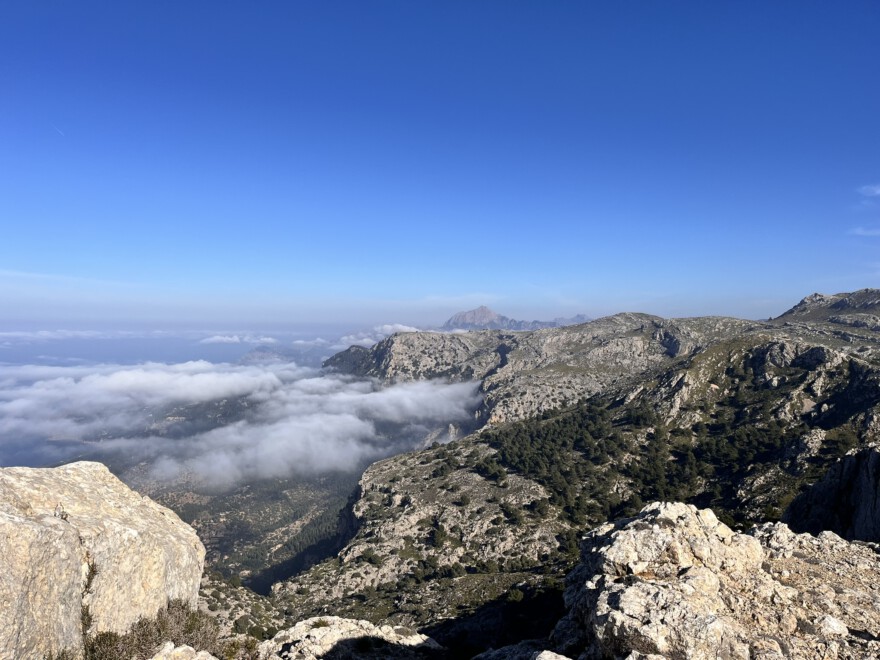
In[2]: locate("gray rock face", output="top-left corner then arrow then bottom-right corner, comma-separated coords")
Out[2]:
257,616 -> 443,659
0,461 -> 205,659
784,448 -> 880,540
553,502 -> 880,659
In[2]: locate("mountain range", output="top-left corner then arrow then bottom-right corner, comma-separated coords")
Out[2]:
7,289 -> 880,658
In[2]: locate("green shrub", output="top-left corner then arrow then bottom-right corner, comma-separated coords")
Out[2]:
43,600 -> 232,660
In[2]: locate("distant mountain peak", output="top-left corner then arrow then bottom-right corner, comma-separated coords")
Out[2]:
443,306 -> 503,329
441,306 -> 590,332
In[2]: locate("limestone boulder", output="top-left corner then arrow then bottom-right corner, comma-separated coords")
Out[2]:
0,461 -> 205,658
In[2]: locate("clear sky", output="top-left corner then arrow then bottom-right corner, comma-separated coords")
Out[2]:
1,1 -> 879,327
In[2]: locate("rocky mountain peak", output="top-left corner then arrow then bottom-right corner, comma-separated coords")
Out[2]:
777,288 -> 880,322
444,305 -> 501,328
441,306 -> 572,331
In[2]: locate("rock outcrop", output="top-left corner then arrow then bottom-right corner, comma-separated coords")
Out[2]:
0,461 -> 205,659
257,616 -> 443,659
553,502 -> 880,659
784,447 -> 880,540
149,642 -> 220,660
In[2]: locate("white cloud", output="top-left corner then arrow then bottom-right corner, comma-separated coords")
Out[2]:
374,324 -> 420,335
292,338 -> 330,347
333,324 -> 421,350
0,329 -> 135,342
199,334 -> 278,345
858,184 -> 880,197
0,269 -> 132,288
849,227 -> 880,237
0,359 -> 481,486
200,335 -> 242,344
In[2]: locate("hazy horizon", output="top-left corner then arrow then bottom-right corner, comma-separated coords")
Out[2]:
0,285 -> 852,339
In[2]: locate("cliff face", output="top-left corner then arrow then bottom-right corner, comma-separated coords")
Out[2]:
0,461 -> 205,658
784,448 -> 880,540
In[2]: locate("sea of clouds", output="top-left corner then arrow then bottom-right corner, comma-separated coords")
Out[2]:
0,358 -> 480,486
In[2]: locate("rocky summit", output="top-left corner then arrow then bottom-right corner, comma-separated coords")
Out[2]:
0,461 -> 205,659
776,288 -> 880,324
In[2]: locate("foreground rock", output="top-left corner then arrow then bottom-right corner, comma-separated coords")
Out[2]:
553,502 -> 880,659
257,616 -> 444,659
0,461 -> 205,658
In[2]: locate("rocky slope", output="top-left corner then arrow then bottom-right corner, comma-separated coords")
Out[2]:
0,461 -> 205,659
273,439 -> 569,642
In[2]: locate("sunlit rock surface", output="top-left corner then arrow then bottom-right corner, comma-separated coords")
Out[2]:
0,461 -> 205,658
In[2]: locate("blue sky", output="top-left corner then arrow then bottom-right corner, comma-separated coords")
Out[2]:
1,1 -> 879,327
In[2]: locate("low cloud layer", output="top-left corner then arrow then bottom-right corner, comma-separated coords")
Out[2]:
199,334 -> 279,345
0,360 -> 480,486
333,324 -> 420,350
